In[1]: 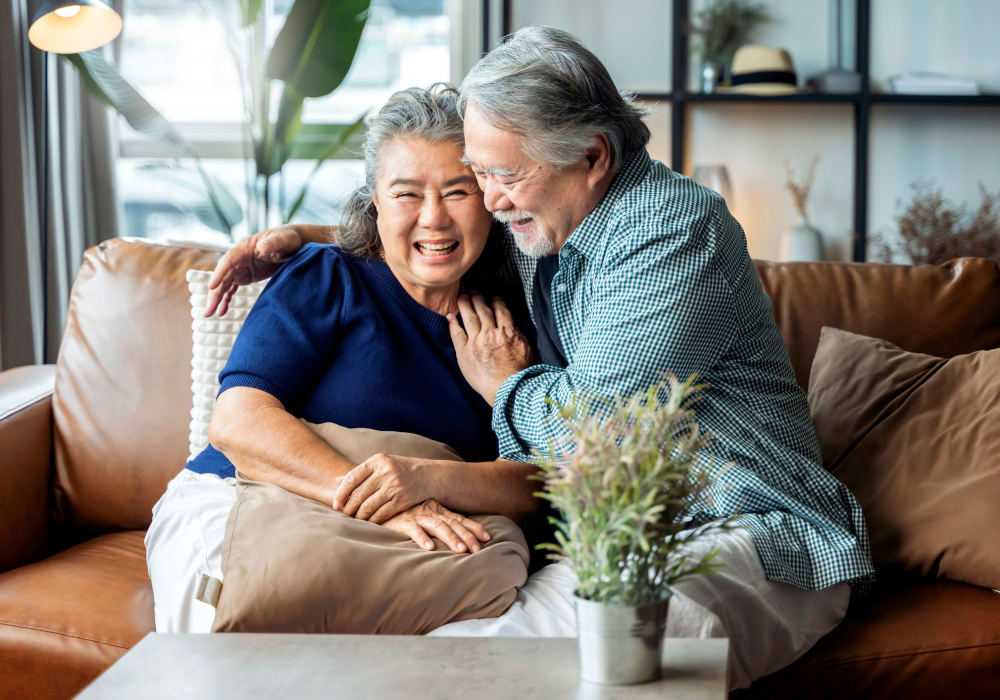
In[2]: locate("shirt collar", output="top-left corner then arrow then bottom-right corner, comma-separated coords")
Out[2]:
560,150 -> 651,262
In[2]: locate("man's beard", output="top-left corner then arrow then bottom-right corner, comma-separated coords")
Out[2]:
492,209 -> 554,258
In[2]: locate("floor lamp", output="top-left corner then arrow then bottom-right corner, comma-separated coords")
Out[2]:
26,0 -> 122,361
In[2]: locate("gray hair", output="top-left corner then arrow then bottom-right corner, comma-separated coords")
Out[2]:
338,83 -> 465,257
459,26 -> 650,173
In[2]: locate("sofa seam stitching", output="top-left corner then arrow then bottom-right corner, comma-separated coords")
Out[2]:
0,620 -> 132,650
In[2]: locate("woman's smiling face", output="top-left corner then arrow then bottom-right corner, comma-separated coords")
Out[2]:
373,136 -> 492,311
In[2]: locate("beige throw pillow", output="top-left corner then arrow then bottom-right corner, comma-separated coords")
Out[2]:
211,424 -> 529,634
807,326 -> 1000,589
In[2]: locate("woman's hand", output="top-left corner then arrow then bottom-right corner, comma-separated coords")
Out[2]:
203,225 -> 307,317
448,293 -> 533,406
332,454 -> 436,524
382,499 -> 491,553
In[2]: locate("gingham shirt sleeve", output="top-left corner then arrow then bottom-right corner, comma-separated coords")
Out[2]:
493,198 -> 736,460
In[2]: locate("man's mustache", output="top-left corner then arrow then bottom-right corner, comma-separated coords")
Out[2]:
491,209 -> 534,224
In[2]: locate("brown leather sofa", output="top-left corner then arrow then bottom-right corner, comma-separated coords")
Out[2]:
2,238 -> 999,699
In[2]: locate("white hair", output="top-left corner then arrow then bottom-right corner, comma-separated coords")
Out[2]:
459,26 -> 651,173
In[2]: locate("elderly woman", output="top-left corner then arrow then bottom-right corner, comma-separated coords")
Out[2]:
145,84 -> 540,633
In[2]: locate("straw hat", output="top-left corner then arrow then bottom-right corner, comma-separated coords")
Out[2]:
719,45 -> 807,95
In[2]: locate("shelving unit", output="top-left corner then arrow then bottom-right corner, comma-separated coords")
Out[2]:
640,0 -> 1000,261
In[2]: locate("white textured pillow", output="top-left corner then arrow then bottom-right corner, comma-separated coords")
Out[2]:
186,270 -> 267,461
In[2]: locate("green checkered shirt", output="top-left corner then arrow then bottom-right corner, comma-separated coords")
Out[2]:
494,151 -> 875,592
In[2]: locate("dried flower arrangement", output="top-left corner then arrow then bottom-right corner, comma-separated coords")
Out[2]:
533,374 -> 735,606
784,156 -> 820,223
687,0 -> 770,71
871,181 -> 1000,265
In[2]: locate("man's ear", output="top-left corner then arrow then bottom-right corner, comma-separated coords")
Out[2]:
584,133 -> 612,186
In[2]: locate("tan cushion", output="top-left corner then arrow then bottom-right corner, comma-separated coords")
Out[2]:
807,326 -> 1000,588
211,425 -> 528,634
754,258 -> 1000,390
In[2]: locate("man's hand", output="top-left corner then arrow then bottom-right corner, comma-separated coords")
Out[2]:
332,453 -> 436,525
382,499 -> 491,554
203,225 -> 306,317
448,294 -> 532,406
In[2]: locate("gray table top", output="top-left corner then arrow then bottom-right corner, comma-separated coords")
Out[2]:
77,633 -> 728,699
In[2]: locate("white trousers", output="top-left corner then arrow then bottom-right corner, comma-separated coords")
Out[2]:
145,469 -> 849,690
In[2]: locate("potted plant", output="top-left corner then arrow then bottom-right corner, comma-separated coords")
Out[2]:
534,374 -> 736,685
870,181 -> 1000,265
687,0 -> 769,92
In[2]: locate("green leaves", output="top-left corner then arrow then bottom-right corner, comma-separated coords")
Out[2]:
240,0 -> 263,27
284,112 -> 368,223
267,0 -> 370,98
65,50 -> 239,234
69,0 -> 371,239
534,374 -> 739,606
138,163 -> 243,234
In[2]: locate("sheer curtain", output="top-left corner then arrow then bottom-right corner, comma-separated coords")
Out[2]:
0,0 -> 121,369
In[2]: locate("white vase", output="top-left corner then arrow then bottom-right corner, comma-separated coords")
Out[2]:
782,219 -> 824,262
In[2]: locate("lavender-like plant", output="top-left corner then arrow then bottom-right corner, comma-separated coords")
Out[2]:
533,374 -> 736,606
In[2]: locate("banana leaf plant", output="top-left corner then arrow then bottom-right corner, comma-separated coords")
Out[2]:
66,0 -> 371,239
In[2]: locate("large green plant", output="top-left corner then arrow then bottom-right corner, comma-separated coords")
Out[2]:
534,374 -> 737,606
66,0 -> 371,238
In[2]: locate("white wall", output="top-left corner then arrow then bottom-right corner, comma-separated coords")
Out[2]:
508,0 -> 1000,262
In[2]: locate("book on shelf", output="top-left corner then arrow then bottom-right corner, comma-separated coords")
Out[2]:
888,73 -> 980,95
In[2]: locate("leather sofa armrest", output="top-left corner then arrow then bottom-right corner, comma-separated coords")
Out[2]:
0,364 -> 55,573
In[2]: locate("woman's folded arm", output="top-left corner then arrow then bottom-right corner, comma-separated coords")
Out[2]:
209,386 -> 356,506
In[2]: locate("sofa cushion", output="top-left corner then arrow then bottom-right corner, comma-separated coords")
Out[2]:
737,581 -> 1000,699
753,257 -> 1000,390
807,327 -> 1000,589
0,530 -> 154,698
54,239 -> 222,533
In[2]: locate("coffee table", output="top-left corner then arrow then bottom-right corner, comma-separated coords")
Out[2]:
77,634 -> 728,699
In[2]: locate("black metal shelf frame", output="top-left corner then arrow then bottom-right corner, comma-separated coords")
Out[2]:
662,0 -> 999,261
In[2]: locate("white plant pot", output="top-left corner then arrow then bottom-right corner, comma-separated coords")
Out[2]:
574,594 -> 670,685
782,219 -> 825,262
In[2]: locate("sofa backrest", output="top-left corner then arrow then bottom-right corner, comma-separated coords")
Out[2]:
52,240 -> 1000,534
754,258 -> 1000,389
53,238 -> 221,534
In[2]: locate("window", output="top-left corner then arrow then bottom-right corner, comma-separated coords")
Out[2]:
116,0 -> 451,244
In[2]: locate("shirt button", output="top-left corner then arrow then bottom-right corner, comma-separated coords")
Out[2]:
556,284 -> 566,292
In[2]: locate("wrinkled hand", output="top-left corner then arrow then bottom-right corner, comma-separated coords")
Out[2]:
382,499 -> 491,554
332,453 -> 434,525
447,293 -> 532,406
203,226 -> 305,317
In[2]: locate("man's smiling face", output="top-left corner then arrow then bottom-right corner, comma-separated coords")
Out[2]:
462,101 -> 597,258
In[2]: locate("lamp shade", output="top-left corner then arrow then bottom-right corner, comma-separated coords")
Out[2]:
28,0 -> 122,54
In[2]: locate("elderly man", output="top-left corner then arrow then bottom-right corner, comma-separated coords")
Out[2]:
205,27 -> 873,690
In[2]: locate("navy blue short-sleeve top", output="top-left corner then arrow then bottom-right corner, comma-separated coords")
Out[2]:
186,243 -> 505,478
